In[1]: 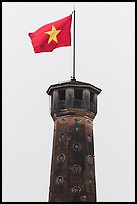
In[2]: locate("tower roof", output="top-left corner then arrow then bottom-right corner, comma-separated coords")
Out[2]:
46,80 -> 102,95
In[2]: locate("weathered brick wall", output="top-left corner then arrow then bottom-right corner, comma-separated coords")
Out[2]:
49,111 -> 96,202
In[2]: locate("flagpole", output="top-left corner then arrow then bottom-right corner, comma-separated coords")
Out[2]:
72,9 -> 76,81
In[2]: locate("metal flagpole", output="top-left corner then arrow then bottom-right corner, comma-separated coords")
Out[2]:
72,8 -> 76,81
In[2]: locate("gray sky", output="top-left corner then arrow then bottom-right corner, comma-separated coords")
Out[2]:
2,2 -> 135,202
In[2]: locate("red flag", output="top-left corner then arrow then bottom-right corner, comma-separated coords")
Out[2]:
28,14 -> 72,53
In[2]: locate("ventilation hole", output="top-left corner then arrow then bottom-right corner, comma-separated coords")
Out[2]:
56,176 -> 64,184
74,118 -> 81,123
72,164 -> 82,174
73,143 -> 81,151
72,186 -> 81,194
58,133 -> 66,142
57,154 -> 65,163
87,155 -> 93,165
61,133 -> 66,140
87,135 -> 92,142
60,118 -> 66,123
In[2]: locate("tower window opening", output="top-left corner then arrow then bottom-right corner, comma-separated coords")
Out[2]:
90,91 -> 95,112
74,89 -> 83,100
90,91 -> 94,102
59,89 -> 65,100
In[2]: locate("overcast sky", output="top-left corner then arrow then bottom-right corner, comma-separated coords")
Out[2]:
2,2 -> 135,202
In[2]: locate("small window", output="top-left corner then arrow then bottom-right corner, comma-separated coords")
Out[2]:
74,89 -> 83,100
58,89 -> 65,100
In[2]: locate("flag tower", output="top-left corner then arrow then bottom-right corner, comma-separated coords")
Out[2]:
28,8 -> 102,202
47,80 -> 101,202
46,10 -> 102,202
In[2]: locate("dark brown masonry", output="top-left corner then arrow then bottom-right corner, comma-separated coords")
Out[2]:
46,80 -> 101,202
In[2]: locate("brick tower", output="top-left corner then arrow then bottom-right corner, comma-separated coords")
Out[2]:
46,79 -> 101,202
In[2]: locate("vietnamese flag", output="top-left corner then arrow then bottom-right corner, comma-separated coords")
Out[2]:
28,14 -> 72,53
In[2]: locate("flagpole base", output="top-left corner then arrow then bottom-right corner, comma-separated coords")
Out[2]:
71,78 -> 76,81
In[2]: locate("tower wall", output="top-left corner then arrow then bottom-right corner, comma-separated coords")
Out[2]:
47,80 -> 101,202
48,110 -> 96,202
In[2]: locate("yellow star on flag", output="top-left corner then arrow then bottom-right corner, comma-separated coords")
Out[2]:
45,25 -> 61,44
